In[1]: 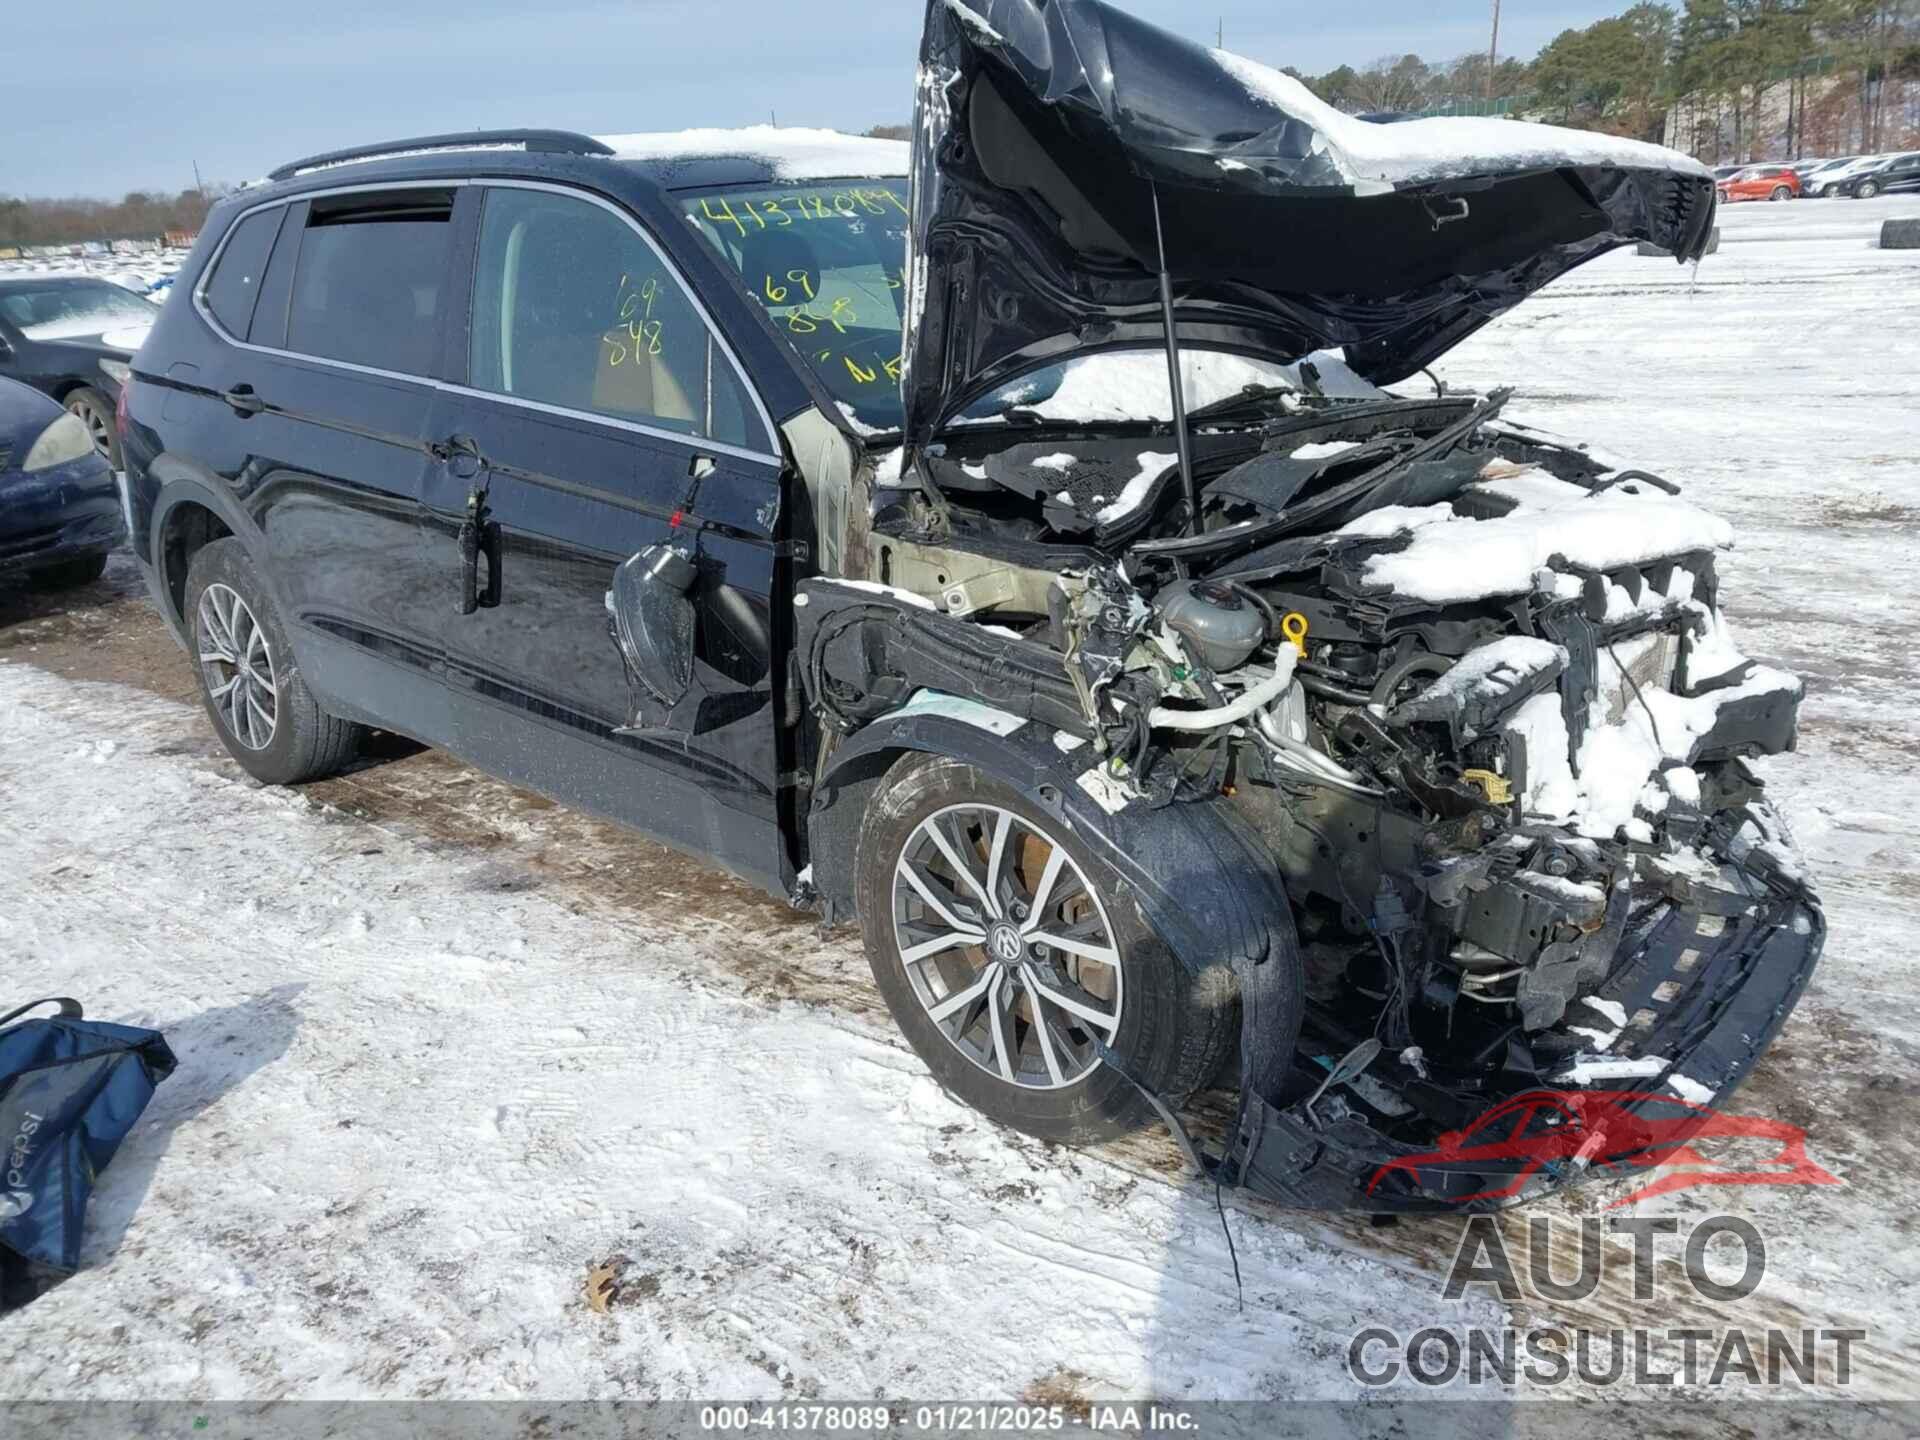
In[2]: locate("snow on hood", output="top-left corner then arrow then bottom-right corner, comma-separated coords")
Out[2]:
1356,471 -> 1736,604
99,322 -> 153,353
598,126 -> 908,180
21,315 -> 152,347
1208,51 -> 1708,192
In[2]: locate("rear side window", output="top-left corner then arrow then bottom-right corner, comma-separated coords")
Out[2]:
202,206 -> 285,339
286,193 -> 453,376
467,186 -> 762,449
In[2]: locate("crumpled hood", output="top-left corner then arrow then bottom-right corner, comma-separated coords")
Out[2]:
902,0 -> 1716,449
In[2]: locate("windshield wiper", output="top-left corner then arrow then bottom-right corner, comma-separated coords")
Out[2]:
1184,383 -> 1298,425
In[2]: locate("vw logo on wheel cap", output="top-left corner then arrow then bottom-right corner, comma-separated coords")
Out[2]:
987,922 -> 1024,964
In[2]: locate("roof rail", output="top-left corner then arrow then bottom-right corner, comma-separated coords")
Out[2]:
269,129 -> 616,182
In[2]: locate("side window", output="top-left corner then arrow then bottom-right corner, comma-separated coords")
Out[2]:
286,193 -> 454,376
468,187 -> 761,449
202,206 -> 285,339
246,201 -> 307,351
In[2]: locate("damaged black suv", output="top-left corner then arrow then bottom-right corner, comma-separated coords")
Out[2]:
123,0 -> 1820,1211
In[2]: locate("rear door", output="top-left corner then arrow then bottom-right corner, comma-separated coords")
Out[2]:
419,180 -> 792,888
190,185 -> 456,737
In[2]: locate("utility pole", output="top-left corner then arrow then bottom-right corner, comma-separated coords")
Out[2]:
1217,16 -> 1223,48
192,159 -> 207,202
1487,0 -> 1501,102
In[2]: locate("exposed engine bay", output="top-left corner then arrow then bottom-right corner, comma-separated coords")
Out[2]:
757,1 -> 1816,1210
793,363 -> 1817,1200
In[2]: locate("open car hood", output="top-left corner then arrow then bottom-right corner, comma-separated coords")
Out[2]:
901,0 -> 1716,449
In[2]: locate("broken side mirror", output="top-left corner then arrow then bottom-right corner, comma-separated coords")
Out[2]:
606,544 -> 697,730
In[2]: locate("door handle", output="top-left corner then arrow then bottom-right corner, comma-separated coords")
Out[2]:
456,487 -> 502,615
221,384 -> 265,417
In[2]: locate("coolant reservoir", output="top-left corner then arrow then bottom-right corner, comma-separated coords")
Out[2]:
1158,580 -> 1268,672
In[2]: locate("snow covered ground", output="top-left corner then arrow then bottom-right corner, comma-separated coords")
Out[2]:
0,251 -> 183,295
1,195 -> 1917,1410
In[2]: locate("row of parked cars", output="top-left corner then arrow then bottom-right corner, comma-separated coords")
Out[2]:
0,274 -> 159,588
1712,151 -> 1920,201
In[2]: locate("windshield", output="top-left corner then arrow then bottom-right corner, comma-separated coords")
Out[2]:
0,279 -> 159,341
679,180 -> 910,434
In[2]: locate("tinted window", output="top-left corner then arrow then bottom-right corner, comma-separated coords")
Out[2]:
468,187 -> 760,448
247,201 -> 306,351
203,207 -> 284,338
287,195 -> 452,375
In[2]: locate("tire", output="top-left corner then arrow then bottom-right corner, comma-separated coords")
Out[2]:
184,537 -> 362,784
63,386 -> 119,470
1856,181 -> 1879,199
855,754 -> 1238,1145
29,552 -> 109,589
1770,185 -> 1791,201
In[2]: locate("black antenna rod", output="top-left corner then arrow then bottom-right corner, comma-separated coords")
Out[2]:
1150,181 -> 1199,535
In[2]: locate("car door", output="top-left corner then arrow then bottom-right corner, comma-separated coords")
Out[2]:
186,186 -> 456,739
1884,155 -> 1920,195
419,180 -> 792,889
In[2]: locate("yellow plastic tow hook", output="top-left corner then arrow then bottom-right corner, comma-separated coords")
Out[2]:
1280,611 -> 1310,660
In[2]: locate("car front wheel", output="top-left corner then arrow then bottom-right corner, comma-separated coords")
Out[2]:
855,754 -> 1238,1144
64,386 -> 119,469
1770,185 -> 1792,201
184,537 -> 362,784
1856,181 -> 1880,199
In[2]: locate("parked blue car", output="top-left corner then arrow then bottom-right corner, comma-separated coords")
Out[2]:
0,375 -> 124,588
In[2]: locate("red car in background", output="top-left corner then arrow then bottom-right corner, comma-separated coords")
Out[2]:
1718,164 -> 1802,202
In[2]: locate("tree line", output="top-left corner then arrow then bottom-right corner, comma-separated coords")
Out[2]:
8,1 -> 1917,248
1283,0 -> 1917,160
0,185 -> 230,250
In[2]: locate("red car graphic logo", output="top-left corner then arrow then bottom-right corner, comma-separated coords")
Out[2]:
1368,1089 -> 1840,1207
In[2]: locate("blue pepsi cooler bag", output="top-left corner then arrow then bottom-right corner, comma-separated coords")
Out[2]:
0,998 -> 174,1302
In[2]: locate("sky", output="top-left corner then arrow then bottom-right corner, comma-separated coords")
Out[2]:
6,1 -> 1631,199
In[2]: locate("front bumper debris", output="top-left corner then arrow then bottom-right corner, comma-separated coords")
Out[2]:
1220,824 -> 1823,1212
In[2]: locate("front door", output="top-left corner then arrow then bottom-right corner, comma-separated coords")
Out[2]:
420,181 -> 791,890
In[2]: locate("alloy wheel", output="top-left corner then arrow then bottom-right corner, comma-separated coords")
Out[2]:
67,395 -> 112,461
196,582 -> 278,750
891,803 -> 1123,1090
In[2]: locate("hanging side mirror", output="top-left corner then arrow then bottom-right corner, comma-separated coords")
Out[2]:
606,544 -> 697,728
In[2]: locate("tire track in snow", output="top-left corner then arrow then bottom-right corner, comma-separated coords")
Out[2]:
2,660 -> 1505,1401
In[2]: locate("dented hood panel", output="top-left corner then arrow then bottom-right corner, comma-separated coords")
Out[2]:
902,0 -> 1717,448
